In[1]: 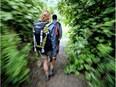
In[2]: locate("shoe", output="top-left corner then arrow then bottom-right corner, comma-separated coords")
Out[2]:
45,74 -> 49,81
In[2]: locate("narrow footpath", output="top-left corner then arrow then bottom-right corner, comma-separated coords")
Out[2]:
26,38 -> 88,87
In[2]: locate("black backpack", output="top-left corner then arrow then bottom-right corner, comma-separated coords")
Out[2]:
33,22 -> 52,54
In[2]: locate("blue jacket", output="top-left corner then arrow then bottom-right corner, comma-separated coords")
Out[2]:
49,20 -> 62,57
51,20 -> 62,40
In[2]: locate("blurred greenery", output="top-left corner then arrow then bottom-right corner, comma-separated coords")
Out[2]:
1,0 -> 45,86
58,0 -> 115,87
1,0 -> 44,42
1,31 -> 30,86
1,0 -> 115,87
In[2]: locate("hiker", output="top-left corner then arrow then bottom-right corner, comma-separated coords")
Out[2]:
49,14 -> 62,77
52,14 -> 62,53
33,11 -> 58,81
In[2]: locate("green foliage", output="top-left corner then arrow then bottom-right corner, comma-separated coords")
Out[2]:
1,0 -> 44,42
58,0 -> 115,87
1,0 -> 45,86
1,31 -> 31,87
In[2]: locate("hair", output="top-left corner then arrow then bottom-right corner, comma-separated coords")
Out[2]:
52,14 -> 57,20
40,10 -> 51,22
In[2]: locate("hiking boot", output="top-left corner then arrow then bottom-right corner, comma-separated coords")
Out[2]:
49,69 -> 54,76
45,74 -> 49,81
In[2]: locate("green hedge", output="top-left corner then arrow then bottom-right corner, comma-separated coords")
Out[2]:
1,0 -> 44,42
1,0 -> 44,86
1,31 -> 30,87
58,0 -> 115,87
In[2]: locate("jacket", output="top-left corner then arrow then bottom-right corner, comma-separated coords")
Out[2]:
49,20 -> 62,57
52,20 -> 62,40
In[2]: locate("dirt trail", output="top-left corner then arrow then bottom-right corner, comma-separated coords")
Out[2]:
25,38 -> 88,87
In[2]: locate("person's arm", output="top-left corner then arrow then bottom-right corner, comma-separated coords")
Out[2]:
58,22 -> 62,40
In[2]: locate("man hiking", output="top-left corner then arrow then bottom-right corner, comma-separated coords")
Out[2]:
49,14 -> 62,77
52,14 -> 62,53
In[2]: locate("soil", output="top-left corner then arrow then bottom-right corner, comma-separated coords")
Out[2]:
23,38 -> 88,87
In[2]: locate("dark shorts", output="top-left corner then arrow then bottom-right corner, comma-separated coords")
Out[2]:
56,45 -> 59,54
38,51 -> 52,59
37,39 -> 60,59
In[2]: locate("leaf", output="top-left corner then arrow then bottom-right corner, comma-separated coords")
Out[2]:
97,44 -> 113,56
85,72 -> 92,81
103,7 -> 115,14
1,11 -> 13,21
75,71 -> 80,76
84,64 -> 91,70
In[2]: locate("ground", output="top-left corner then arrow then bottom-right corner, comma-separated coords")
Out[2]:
24,38 -> 88,87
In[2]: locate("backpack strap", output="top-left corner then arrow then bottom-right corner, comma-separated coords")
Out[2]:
33,28 -> 37,52
35,23 -> 50,53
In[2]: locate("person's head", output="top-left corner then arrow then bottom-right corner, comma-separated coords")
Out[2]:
52,14 -> 57,20
40,10 -> 51,22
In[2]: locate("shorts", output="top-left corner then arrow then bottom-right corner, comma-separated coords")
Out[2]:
38,51 -> 52,59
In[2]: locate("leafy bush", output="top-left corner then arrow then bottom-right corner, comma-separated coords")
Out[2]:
1,31 -> 30,87
1,0 -> 44,42
1,0 -> 44,86
58,0 -> 115,87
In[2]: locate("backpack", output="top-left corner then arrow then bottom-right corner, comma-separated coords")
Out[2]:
33,22 -> 52,54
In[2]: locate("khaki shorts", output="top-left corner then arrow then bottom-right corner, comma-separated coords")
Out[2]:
38,51 -> 52,59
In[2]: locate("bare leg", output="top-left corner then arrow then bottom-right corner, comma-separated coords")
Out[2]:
43,58 -> 49,81
50,58 -> 55,76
